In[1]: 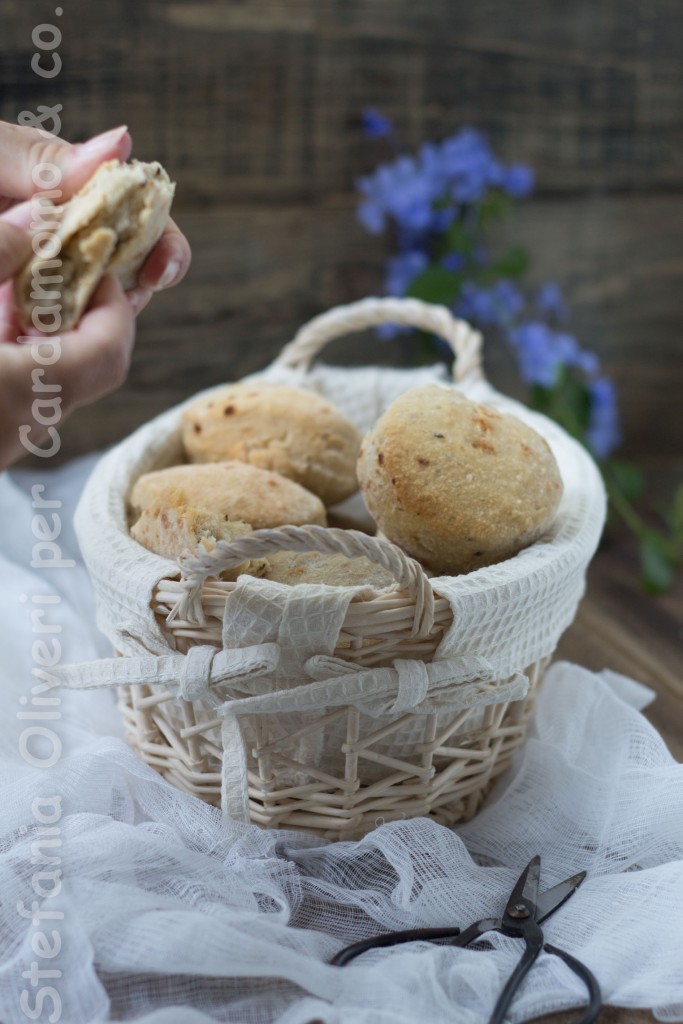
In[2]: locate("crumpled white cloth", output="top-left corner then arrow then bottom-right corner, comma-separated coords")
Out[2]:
1,458 -> 682,1024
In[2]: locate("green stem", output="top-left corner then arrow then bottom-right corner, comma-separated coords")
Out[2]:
604,470 -> 648,537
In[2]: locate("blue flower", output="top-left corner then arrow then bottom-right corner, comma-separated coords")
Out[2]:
357,124 -> 535,237
535,282 -> 568,322
502,164 -> 535,198
432,208 -> 456,232
586,377 -> 621,459
356,192 -> 387,232
439,128 -> 505,204
441,252 -> 466,272
356,154 -> 439,235
361,107 -> 393,139
574,350 -> 600,376
551,330 -> 600,377
491,279 -> 525,321
376,322 -> 410,340
455,282 -> 498,326
508,320 -> 606,398
508,321 -> 564,387
455,279 -> 525,328
385,250 -> 429,296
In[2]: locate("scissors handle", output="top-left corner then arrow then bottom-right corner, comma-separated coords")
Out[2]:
330,926 -> 462,967
544,943 -> 602,1024
488,920 -> 544,1024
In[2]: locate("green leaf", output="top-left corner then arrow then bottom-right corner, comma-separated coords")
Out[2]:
492,245 -> 530,279
443,221 -> 475,257
529,384 -> 554,416
406,266 -> 462,305
529,370 -> 591,442
607,459 -> 645,503
477,191 -> 513,228
640,531 -> 676,594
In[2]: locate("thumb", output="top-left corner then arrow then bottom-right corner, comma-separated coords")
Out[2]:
0,220 -> 31,283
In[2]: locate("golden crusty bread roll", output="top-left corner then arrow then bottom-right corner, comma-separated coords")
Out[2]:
129,461 -> 327,530
357,385 -> 563,575
181,382 -> 361,505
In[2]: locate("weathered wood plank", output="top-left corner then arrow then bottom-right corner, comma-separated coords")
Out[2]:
37,191 -> 683,463
3,0 -> 682,465
2,0 -> 683,198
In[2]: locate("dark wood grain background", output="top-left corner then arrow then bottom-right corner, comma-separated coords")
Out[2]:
2,0 -> 682,469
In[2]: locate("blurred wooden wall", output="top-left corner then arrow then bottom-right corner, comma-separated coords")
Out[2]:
2,0 -> 682,467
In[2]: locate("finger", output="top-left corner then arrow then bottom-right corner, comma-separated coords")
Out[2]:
0,221 -> 31,282
0,279 -> 22,341
127,286 -> 154,317
56,274 -> 136,409
1,199 -> 34,230
0,122 -> 132,202
1,275 -> 135,468
136,217 -> 191,292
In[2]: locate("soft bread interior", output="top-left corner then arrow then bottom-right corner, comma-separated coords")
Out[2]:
16,160 -> 175,331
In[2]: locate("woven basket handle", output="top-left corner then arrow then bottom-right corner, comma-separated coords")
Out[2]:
176,524 -> 435,639
273,297 -> 483,383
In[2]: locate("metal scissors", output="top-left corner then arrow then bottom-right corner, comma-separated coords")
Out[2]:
330,855 -> 601,1024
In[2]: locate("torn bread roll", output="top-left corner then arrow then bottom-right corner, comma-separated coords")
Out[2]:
15,159 -> 175,332
131,493 -> 252,559
131,495 -> 395,589
130,493 -> 267,580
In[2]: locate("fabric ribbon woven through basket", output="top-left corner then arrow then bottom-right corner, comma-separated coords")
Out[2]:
54,297 -> 607,840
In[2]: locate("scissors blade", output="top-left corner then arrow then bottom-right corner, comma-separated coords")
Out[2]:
505,854 -> 541,916
535,870 -> 587,923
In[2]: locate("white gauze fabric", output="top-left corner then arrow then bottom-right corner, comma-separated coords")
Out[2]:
1,460 -> 682,1024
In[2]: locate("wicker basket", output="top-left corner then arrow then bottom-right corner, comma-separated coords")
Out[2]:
62,298 -> 606,841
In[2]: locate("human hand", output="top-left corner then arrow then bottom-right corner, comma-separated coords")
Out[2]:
0,120 -> 191,323
0,122 -> 191,470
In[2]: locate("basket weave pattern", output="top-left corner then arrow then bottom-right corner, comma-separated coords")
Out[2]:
117,668 -> 544,837
117,523 -> 547,838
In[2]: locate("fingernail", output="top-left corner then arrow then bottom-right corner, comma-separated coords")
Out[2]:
154,259 -> 181,291
74,125 -> 128,161
128,287 -> 152,315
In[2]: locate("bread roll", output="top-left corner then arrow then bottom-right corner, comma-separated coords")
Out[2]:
15,159 -> 175,331
357,385 -> 563,575
130,493 -> 266,579
131,493 -> 249,557
260,550 -> 396,589
129,461 -> 327,530
182,383 -> 361,505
